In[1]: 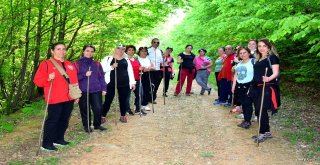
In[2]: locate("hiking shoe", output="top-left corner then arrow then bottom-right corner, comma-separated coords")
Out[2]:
163,93 -> 168,97
208,88 -> 212,95
53,140 -> 70,146
186,93 -> 191,96
223,103 -> 232,107
135,109 -> 147,115
237,121 -> 251,129
128,110 -> 134,116
235,113 -> 244,119
213,101 -> 226,105
149,101 -> 157,104
84,127 -> 93,133
41,145 -> 58,152
251,116 -> 258,122
142,106 -> 151,111
119,116 -> 127,123
253,134 -> 267,143
251,132 -> 273,139
94,126 -> 107,131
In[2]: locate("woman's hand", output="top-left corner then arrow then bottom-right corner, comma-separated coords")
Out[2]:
86,71 -> 92,77
48,72 -> 55,81
131,84 -> 136,91
112,63 -> 118,68
102,91 -> 107,96
262,76 -> 271,82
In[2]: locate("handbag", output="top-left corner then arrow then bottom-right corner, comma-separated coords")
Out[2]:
49,58 -> 82,99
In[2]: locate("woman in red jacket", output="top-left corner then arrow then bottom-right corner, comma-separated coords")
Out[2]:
34,43 -> 79,151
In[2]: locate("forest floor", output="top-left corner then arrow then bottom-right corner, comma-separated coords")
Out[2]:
0,81 -> 319,165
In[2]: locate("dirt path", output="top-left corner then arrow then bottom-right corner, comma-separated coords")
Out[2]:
59,82 -> 310,165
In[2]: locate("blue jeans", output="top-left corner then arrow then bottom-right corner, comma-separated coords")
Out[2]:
127,80 -> 141,111
219,78 -> 232,103
195,70 -> 210,94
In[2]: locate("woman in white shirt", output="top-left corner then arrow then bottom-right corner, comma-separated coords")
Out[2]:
138,47 -> 155,111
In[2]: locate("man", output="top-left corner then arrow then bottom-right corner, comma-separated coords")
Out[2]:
148,38 -> 163,103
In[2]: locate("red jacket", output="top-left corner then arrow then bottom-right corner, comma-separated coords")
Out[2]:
129,58 -> 141,81
34,58 -> 79,104
218,54 -> 236,81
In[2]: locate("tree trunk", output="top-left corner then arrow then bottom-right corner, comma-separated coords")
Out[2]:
46,0 -> 58,59
28,0 -> 43,101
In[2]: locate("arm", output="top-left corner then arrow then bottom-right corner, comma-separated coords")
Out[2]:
127,59 -> 136,90
206,60 -> 213,68
98,63 -> 107,92
177,55 -> 183,64
263,64 -> 279,82
100,56 -> 113,73
33,61 -> 52,87
232,73 -> 237,94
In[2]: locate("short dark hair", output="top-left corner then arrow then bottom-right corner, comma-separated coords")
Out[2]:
51,42 -> 65,50
138,47 -> 148,55
125,45 -> 136,53
185,44 -> 193,49
236,47 -> 251,56
166,47 -> 173,51
81,44 -> 96,56
198,48 -> 207,53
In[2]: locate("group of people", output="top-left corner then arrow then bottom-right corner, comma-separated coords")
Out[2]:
213,38 -> 280,143
33,37 -> 280,152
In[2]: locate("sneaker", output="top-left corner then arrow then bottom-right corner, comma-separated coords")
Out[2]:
149,101 -> 157,104
253,134 -> 267,143
53,140 -> 70,146
251,116 -> 258,122
214,99 -> 219,101
223,103 -> 232,107
235,113 -> 244,119
208,88 -> 212,95
186,93 -> 191,96
174,93 -> 178,96
163,93 -> 168,97
251,132 -> 273,139
94,126 -> 107,131
41,145 -> 58,152
119,116 -> 127,123
84,127 -> 93,133
237,121 -> 251,129
128,110 -> 134,116
213,100 -> 226,105
142,106 -> 151,111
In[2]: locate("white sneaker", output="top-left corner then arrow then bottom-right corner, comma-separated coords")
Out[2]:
252,116 -> 258,122
235,113 -> 244,119
143,106 -> 151,111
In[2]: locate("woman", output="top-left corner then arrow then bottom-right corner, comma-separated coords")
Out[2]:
174,44 -> 196,96
76,45 -> 107,132
101,45 -> 136,123
194,48 -> 212,95
138,47 -> 155,112
250,38 -> 280,143
126,45 -> 146,115
161,47 -> 175,97
34,43 -> 78,151
232,47 -> 254,129
214,47 -> 225,101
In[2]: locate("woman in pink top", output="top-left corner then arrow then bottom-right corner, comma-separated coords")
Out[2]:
194,48 -> 213,95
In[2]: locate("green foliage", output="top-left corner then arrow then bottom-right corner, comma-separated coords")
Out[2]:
163,0 -> 320,86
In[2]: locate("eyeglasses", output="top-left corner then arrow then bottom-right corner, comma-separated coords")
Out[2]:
153,42 -> 160,44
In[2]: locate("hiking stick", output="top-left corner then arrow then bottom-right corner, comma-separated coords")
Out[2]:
229,94 -> 234,114
86,67 -> 91,134
148,71 -> 155,113
138,71 -> 143,117
114,59 -> 118,126
36,80 -> 53,156
163,59 -> 166,105
257,67 -> 268,147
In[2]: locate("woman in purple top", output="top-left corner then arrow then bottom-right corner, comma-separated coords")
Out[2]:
76,45 -> 107,132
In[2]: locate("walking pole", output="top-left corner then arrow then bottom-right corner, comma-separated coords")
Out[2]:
257,68 -> 268,147
114,59 -> 118,126
229,94 -> 234,114
86,67 -> 91,134
148,71 -> 155,113
36,80 -> 53,156
138,71 -> 143,117
162,59 -> 166,105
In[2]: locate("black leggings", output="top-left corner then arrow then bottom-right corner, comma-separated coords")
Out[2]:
79,91 -> 102,128
236,83 -> 253,122
252,86 -> 272,133
103,85 -> 130,116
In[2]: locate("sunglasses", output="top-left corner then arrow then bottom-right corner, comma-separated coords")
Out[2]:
153,42 -> 160,44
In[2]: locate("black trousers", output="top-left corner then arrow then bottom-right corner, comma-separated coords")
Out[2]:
141,72 -> 152,106
252,85 -> 272,134
214,72 -> 220,98
160,67 -> 172,93
103,84 -> 130,117
236,83 -> 253,122
79,91 -> 102,129
150,70 -> 162,101
43,100 -> 74,147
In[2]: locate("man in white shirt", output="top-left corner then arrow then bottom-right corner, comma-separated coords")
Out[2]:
148,38 -> 163,103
